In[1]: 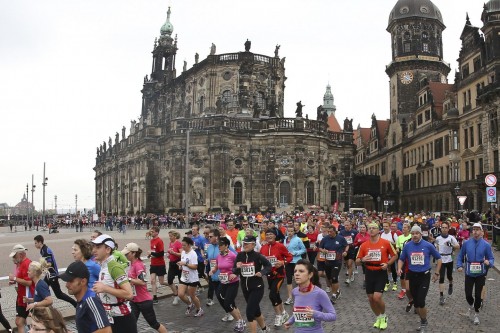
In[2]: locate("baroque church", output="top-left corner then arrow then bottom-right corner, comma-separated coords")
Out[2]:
94,8 -> 354,215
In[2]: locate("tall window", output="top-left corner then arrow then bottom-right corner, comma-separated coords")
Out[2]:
404,43 -> 411,53
279,182 -> 291,205
330,185 -> 337,205
255,91 -> 266,110
234,182 -> 243,205
222,90 -> 233,108
306,182 -> 314,205
199,96 -> 205,113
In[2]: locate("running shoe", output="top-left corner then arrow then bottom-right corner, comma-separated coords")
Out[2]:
284,297 -> 293,305
185,303 -> 194,315
373,317 -> 381,329
172,296 -> 180,305
379,315 -> 388,330
417,320 -> 428,332
206,299 -> 215,306
222,313 -> 235,322
344,278 -> 351,285
194,308 -> 204,317
330,294 -> 337,304
354,267 -> 359,274
234,320 -> 245,332
439,295 -> 445,306
405,302 -> 413,313
335,290 -> 342,300
448,284 -> 453,295
462,307 -> 473,320
274,315 -> 282,327
392,283 -> 398,291
384,283 -> 390,292
153,297 -> 159,305
325,287 -> 331,293
473,313 -> 480,325
350,274 -> 355,282
281,311 -> 290,324
397,290 -> 406,299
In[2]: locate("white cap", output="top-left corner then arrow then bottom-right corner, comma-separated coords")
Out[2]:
91,234 -> 115,248
121,242 -> 140,255
9,244 -> 27,258
472,222 -> 482,229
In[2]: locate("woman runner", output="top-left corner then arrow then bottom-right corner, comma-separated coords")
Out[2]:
177,237 -> 204,317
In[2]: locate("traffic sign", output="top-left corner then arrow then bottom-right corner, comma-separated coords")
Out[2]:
457,196 -> 467,205
485,174 -> 497,187
487,187 -> 497,203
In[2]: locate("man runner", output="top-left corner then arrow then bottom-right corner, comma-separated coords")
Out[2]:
434,221 -> 459,305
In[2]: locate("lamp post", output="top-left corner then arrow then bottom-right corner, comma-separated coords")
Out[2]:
75,194 -> 78,217
26,183 -> 29,229
42,162 -> 48,227
31,174 -> 36,229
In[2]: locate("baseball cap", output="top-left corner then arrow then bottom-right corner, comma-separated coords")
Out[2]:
121,242 -> 140,255
472,222 -> 482,229
242,235 -> 256,243
59,261 -> 90,281
9,244 -> 28,258
411,225 -> 422,234
91,234 -> 115,248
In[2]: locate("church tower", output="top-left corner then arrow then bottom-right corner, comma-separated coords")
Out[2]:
322,84 -> 337,116
385,0 -> 451,124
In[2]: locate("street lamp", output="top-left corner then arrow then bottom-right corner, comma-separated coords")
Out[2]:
42,162 -> 48,226
31,174 -> 36,228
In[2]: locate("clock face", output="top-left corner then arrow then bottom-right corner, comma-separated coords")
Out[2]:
400,71 -> 414,84
441,75 -> 447,84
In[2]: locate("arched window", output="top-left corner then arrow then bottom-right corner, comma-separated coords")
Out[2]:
330,185 -> 337,205
199,96 -> 205,113
222,90 -> 233,108
234,182 -> 243,205
279,181 -> 291,205
306,182 -> 314,205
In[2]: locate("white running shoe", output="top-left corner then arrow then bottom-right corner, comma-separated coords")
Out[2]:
194,308 -> 204,317
473,313 -> 480,325
206,299 -> 215,306
325,287 -> 331,293
172,296 -> 180,305
281,310 -> 290,323
284,297 -> 293,305
222,313 -> 235,322
274,315 -> 282,327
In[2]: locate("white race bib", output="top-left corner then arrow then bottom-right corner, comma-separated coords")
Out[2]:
422,231 -> 429,237
410,252 -> 424,265
241,263 -> 255,277
219,272 -> 229,283
344,236 -> 353,244
266,256 -> 278,267
293,307 -> 315,328
326,251 -> 336,261
469,262 -> 483,274
181,269 -> 189,282
210,259 -> 217,271
367,249 -> 382,262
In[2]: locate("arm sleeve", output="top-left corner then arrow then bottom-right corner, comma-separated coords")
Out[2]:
456,245 -> 465,268
150,251 -> 164,258
486,244 -> 495,266
313,290 -> 337,322
86,297 -> 111,329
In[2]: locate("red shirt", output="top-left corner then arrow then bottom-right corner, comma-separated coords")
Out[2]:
260,241 -> 292,279
168,240 -> 182,262
356,238 -> 396,271
150,237 -> 165,266
354,232 -> 370,247
16,258 -> 34,306
306,231 -> 319,252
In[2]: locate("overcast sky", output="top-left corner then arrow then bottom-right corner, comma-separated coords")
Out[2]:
0,0 -> 484,211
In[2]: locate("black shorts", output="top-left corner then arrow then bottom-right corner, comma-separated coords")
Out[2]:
150,265 -> 167,277
365,269 -> 387,294
346,249 -> 357,261
317,261 -> 325,272
179,280 -> 198,287
167,261 -> 181,285
325,262 -> 341,283
16,305 -> 28,319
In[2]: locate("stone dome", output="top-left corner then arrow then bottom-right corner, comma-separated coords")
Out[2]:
485,0 -> 500,12
388,0 -> 444,28
160,7 -> 174,36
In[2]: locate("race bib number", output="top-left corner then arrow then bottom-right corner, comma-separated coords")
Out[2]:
131,284 -> 137,297
210,259 -> 217,270
241,263 -> 255,277
344,236 -> 353,244
266,256 -> 278,267
326,251 -> 336,261
293,306 -> 315,328
309,242 -> 316,249
367,249 -> 382,262
469,262 -> 483,274
422,231 -> 429,237
318,252 -> 325,260
219,272 -> 229,283
410,252 -> 424,265
181,269 -> 189,282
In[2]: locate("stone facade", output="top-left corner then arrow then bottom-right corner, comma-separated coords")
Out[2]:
94,9 -> 354,215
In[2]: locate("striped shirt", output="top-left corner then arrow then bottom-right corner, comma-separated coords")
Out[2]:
76,289 -> 110,332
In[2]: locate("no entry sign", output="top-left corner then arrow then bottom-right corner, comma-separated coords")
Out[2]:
485,174 -> 497,187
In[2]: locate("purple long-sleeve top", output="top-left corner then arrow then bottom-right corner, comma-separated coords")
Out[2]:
285,286 -> 336,332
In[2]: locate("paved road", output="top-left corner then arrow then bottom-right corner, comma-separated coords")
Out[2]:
1,227 -> 499,332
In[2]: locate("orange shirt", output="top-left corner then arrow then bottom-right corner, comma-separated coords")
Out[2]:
356,238 -> 396,271
226,228 -> 239,245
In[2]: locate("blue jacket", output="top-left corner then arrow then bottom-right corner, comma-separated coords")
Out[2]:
400,239 -> 441,273
206,243 -> 236,281
285,235 -> 306,263
457,237 -> 495,277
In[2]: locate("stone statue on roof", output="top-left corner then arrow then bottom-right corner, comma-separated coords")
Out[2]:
244,39 -> 251,52
210,43 -> 216,55
274,44 -> 280,57
295,101 -> 304,118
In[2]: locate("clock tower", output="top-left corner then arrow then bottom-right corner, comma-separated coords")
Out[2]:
386,0 -> 450,123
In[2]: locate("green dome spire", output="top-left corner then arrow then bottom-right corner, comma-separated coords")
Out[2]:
160,7 -> 173,36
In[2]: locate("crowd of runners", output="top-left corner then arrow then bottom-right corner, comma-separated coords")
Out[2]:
1,211 -> 497,333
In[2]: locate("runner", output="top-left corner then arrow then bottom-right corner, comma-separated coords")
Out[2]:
318,225 -> 348,304
353,223 -> 370,289
25,261 -> 53,310
434,221 -> 459,305
210,237 -> 246,332
316,223 -> 330,292
121,243 -> 168,333
34,235 -> 77,307
91,234 -> 137,333
72,239 -> 100,289
60,260 -> 112,333
356,222 -> 397,330
234,235 -> 273,333
398,225 -> 441,332
166,230 -> 182,305
339,220 -> 358,285
260,229 -> 293,327
205,228 -> 222,307
8,244 -> 34,333
306,225 -> 319,264
283,259 -> 336,332
457,222 -> 495,325
148,226 -> 168,304
379,221 -> 398,291
177,236 -> 204,317
395,223 -> 411,300
284,225 -> 307,305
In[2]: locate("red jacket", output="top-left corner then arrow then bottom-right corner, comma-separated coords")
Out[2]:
260,241 -> 292,279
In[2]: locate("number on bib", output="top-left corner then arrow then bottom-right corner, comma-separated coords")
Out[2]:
410,252 -> 424,265
326,251 -> 336,261
367,249 -> 382,262
469,262 -> 483,274
241,263 -> 256,277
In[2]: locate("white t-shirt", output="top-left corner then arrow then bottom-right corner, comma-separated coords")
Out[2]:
381,231 -> 398,244
435,235 -> 458,263
180,250 -> 200,283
